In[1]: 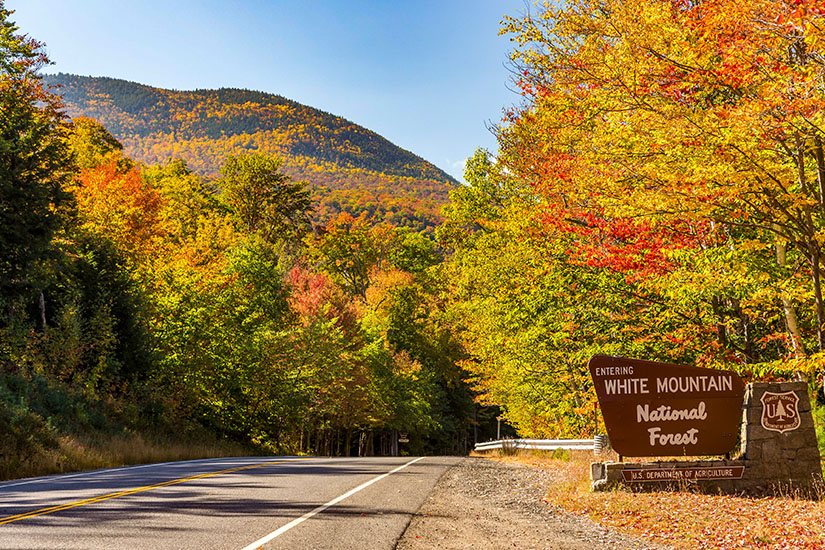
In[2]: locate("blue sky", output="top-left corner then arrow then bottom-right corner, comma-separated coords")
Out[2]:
7,0 -> 531,181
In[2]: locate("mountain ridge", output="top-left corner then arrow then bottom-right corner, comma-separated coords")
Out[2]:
44,73 -> 456,229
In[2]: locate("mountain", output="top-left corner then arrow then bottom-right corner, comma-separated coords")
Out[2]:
44,74 -> 457,230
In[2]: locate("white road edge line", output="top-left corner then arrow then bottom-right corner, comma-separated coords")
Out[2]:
239,456 -> 427,550
0,461 -> 189,490
0,457 -> 293,490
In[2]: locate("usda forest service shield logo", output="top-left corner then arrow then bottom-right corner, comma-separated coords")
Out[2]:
760,391 -> 801,433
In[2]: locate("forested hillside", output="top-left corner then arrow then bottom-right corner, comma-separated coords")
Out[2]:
44,74 -> 455,230
0,7 -> 477,481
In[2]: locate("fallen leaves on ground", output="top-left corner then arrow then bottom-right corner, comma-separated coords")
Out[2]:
495,454 -> 825,550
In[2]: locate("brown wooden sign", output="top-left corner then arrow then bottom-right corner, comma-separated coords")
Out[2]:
590,355 -> 744,457
621,466 -> 745,483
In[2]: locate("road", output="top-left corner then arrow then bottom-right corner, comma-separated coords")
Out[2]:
0,455 -> 460,549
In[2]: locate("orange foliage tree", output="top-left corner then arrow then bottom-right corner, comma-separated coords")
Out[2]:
72,160 -> 165,263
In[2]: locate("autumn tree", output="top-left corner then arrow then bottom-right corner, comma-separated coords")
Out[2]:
442,151 -> 611,436
311,213 -> 395,298
71,160 -> 165,263
495,0 -> 825,379
66,116 -> 126,171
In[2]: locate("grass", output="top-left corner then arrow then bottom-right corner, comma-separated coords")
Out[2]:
0,430 -> 255,482
487,451 -> 825,550
0,371 -> 260,482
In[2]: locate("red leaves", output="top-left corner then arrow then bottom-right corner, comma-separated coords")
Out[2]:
286,265 -> 360,337
536,203 -> 704,283
778,0 -> 825,26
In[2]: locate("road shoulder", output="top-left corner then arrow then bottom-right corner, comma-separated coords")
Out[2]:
396,456 -> 676,550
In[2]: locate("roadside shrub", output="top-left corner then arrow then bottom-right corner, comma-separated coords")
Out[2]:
0,399 -> 60,479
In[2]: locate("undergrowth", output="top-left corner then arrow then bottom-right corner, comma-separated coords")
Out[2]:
0,371 -> 255,481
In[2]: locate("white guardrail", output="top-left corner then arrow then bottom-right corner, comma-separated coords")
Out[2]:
474,438 -> 596,452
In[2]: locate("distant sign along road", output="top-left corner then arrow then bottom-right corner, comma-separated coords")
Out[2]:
0,456 -> 459,549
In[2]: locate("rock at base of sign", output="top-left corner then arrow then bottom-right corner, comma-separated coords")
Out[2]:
592,478 -> 611,492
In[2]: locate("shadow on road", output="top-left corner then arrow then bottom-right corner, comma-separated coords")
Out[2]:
0,456 -> 458,530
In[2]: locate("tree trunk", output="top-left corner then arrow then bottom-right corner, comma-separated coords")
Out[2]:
730,298 -> 755,363
794,134 -> 825,352
39,291 -> 46,329
814,135 -> 825,216
358,431 -> 366,457
775,234 -> 805,358
711,295 -> 728,347
810,244 -> 825,353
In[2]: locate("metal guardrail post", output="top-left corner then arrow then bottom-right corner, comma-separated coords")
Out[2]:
593,434 -> 610,455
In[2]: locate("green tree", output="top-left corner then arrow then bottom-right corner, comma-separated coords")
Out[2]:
311,213 -> 392,299
442,151 -> 636,437
144,158 -> 221,246
0,2 -> 71,300
219,153 -> 313,245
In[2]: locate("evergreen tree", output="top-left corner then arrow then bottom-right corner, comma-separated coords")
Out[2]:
0,1 -> 71,301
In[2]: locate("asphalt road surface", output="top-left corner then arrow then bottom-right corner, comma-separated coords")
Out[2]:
0,455 -> 460,549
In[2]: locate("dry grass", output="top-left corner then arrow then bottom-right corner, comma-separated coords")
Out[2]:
1,431 -> 255,482
490,451 -> 825,550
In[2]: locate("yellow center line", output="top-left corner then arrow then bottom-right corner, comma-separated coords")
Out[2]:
0,458 -> 312,526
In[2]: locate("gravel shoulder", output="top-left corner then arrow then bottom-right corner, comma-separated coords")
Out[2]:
396,456 -> 677,550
